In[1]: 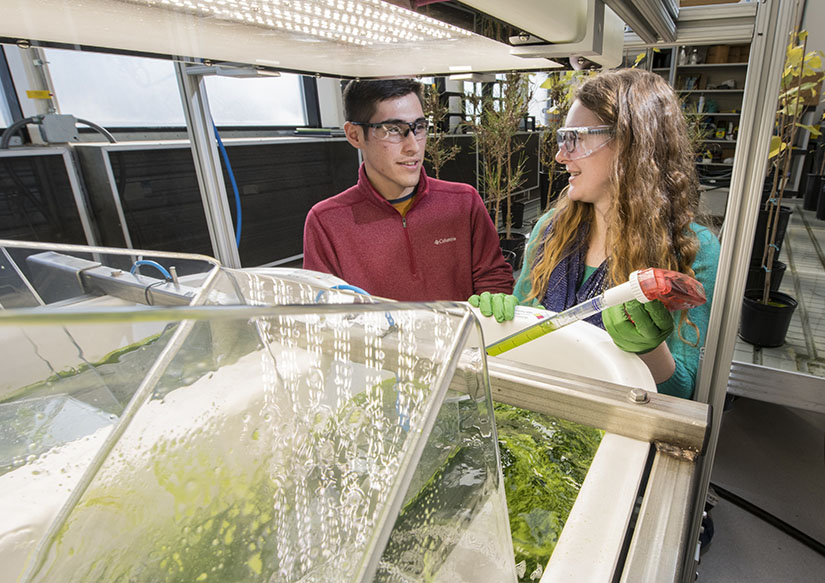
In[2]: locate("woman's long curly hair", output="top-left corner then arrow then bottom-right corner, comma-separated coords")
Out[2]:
527,68 -> 701,340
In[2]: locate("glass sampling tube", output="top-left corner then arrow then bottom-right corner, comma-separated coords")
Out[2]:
485,268 -> 706,357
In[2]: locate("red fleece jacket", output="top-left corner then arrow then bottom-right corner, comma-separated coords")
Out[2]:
303,165 -> 514,301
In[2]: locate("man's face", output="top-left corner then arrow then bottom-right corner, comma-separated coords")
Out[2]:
344,93 -> 427,201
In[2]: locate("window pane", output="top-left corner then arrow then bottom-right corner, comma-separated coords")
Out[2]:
44,47 -> 307,128
0,87 -> 11,127
204,74 -> 306,126
529,73 -> 549,127
44,48 -> 184,127
0,152 -> 90,244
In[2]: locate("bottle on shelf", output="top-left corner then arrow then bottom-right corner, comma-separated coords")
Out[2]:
689,48 -> 700,65
679,46 -> 687,66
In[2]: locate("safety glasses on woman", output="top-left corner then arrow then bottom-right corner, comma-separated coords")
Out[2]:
556,125 -> 613,160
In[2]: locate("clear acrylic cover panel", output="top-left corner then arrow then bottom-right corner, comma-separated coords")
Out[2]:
0,243 -> 516,583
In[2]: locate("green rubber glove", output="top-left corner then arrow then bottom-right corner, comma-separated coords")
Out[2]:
602,299 -> 674,354
468,292 -> 519,323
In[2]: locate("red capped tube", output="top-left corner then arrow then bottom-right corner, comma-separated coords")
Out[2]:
633,267 -> 706,311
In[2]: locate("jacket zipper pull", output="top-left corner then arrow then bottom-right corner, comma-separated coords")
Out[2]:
402,217 -> 407,228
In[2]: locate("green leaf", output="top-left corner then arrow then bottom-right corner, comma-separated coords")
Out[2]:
797,123 -> 822,138
768,136 -> 786,159
786,45 -> 804,68
779,86 -> 800,100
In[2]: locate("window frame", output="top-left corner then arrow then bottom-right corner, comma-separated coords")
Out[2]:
0,45 -> 24,127
14,43 -> 321,133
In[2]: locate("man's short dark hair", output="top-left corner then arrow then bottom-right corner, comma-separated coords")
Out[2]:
343,78 -> 425,123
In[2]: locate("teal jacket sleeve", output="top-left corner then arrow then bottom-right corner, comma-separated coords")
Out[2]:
513,211 -> 554,305
657,224 -> 721,399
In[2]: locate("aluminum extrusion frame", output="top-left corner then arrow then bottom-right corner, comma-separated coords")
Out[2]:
487,358 -> 709,453
174,62 -> 241,269
620,443 -> 700,583
686,1 -> 798,581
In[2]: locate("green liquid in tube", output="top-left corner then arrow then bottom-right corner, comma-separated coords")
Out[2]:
486,320 -> 558,357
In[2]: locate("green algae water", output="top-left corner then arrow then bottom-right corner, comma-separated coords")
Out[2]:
494,403 -> 603,581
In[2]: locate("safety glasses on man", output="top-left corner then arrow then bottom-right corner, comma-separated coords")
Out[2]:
556,125 -> 613,160
352,118 -> 429,143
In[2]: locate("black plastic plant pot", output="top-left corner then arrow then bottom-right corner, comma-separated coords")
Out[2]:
817,182 -> 825,220
803,173 -> 822,211
751,206 -> 792,261
499,232 -> 527,270
540,170 -> 567,211
739,290 -> 797,347
539,171 -> 550,211
510,201 -> 525,230
745,260 -> 786,293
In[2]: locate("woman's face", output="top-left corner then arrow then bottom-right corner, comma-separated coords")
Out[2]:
555,100 -> 616,211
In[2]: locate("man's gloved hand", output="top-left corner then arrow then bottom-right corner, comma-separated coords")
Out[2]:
468,292 -> 519,323
603,299 -> 674,354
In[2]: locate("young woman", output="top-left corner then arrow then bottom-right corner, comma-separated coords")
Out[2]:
471,68 -> 720,399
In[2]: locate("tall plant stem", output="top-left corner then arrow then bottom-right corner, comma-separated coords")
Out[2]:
505,140 -> 513,239
762,33 -> 807,304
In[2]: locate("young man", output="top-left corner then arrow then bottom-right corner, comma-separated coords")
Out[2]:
302,79 -> 514,301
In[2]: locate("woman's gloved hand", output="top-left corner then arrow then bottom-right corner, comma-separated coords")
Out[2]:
602,299 -> 674,354
468,292 -> 519,323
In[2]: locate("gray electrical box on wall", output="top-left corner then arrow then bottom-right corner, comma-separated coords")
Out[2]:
40,114 -> 79,143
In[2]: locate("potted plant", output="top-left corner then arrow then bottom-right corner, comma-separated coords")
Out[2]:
538,70 -> 581,213
801,129 -> 824,210
423,83 -> 460,180
740,26 -> 824,347
469,72 -> 531,268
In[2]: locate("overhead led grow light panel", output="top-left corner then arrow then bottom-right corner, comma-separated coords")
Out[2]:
0,0 -> 560,77
120,0 -> 473,46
